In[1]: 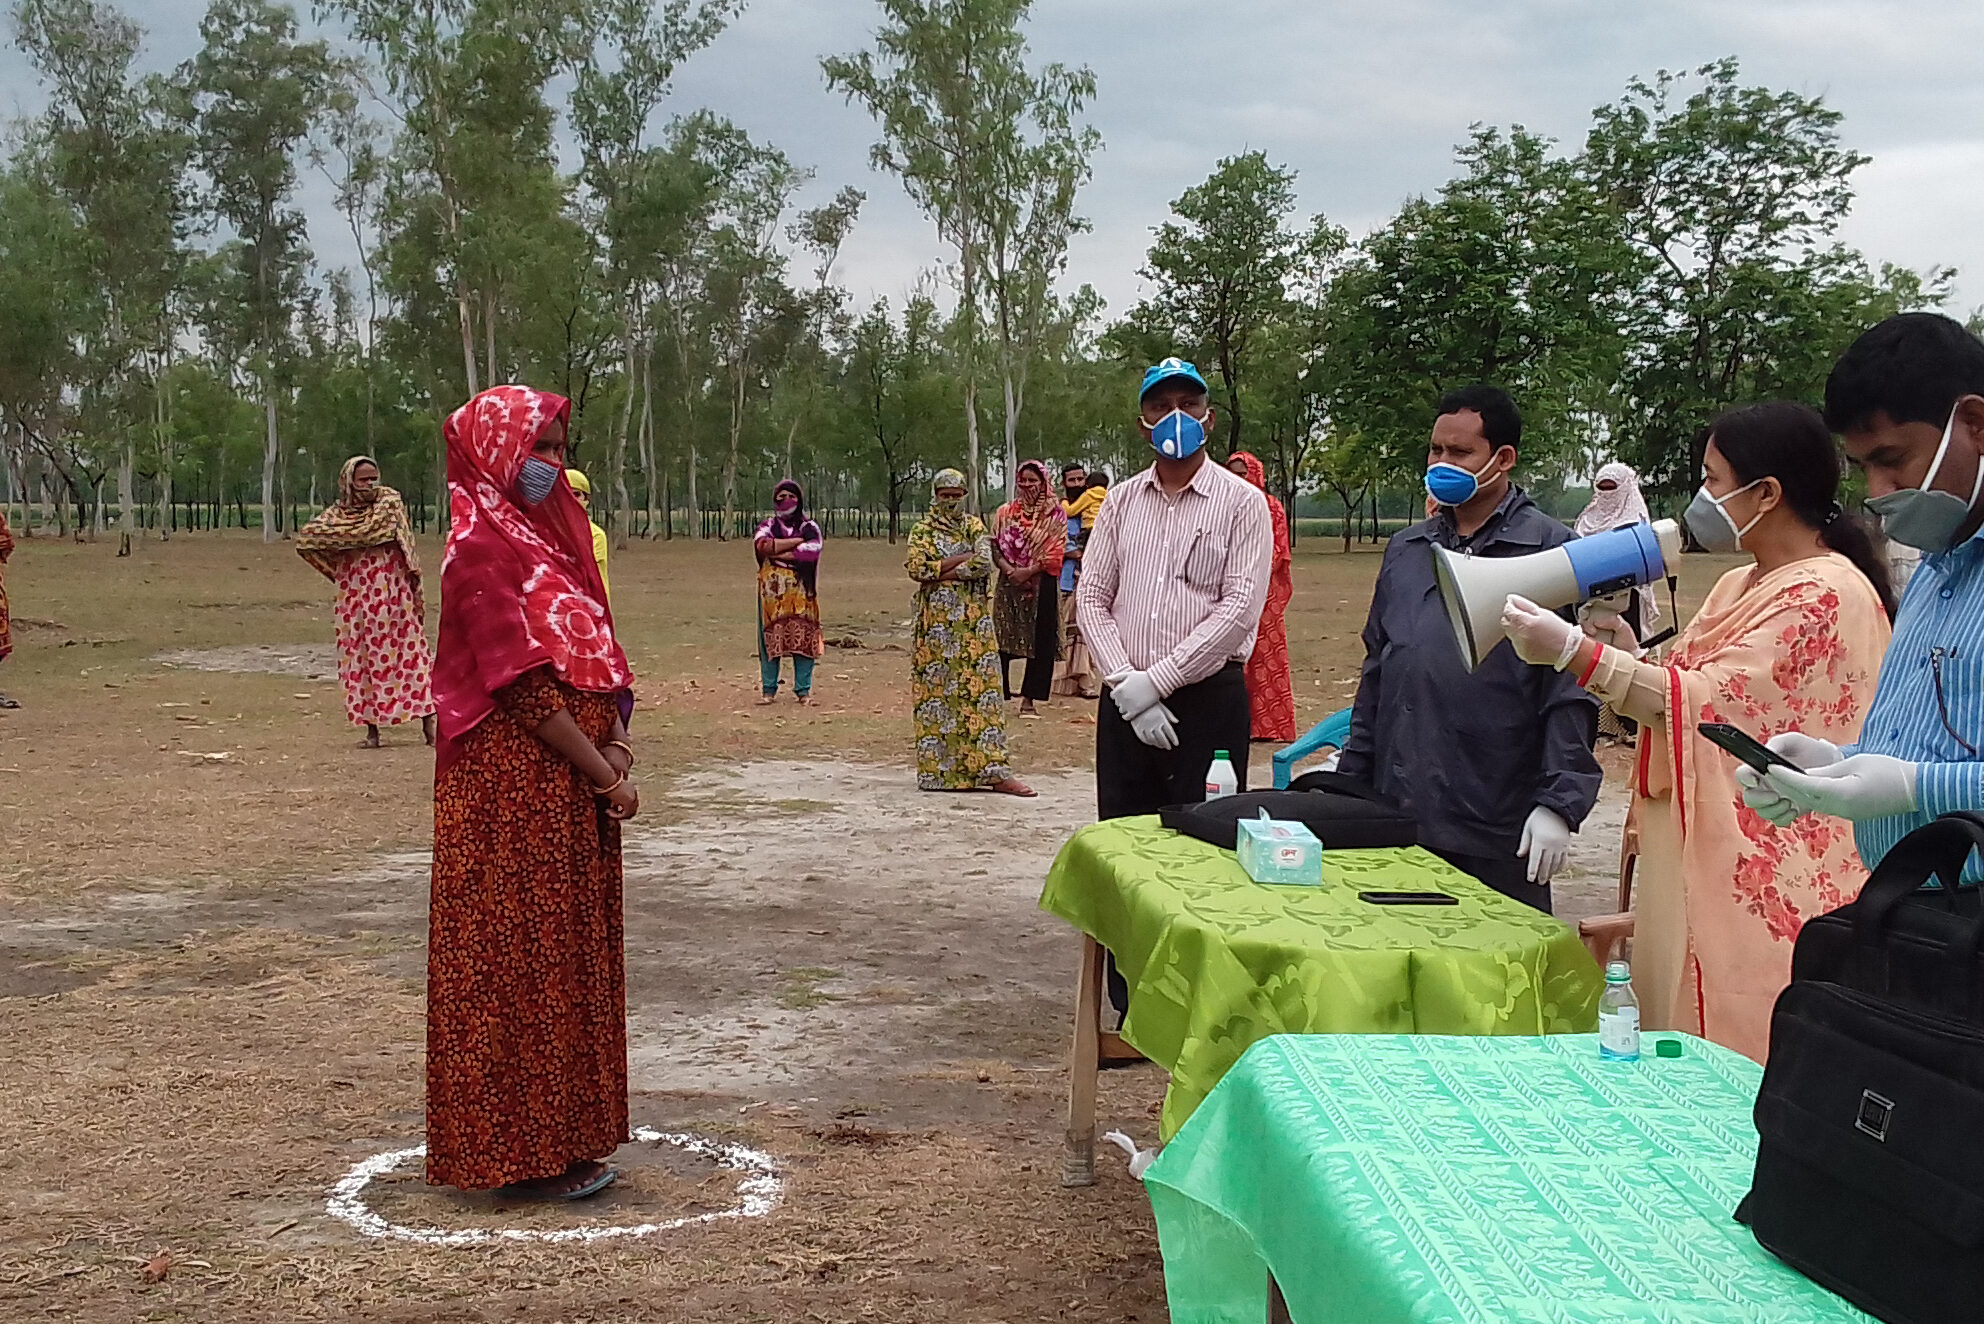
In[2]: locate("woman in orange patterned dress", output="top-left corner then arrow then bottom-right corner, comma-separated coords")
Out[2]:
426,386 -> 640,1201
1503,403 -> 1894,1060
1227,452 -> 1296,742
295,457 -> 436,748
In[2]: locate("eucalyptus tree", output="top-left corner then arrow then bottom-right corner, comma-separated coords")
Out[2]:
186,0 -> 340,540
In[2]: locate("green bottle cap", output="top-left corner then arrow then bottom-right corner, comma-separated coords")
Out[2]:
1214,750 -> 1229,760
1654,1039 -> 1683,1058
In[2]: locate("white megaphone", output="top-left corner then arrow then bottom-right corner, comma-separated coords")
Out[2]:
1432,519 -> 1683,670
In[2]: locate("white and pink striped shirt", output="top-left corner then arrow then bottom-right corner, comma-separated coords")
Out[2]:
1076,459 -> 1271,697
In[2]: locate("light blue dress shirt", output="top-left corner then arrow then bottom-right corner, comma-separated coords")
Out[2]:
1845,525 -> 1984,873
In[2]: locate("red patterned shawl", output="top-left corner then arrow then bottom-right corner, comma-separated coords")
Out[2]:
433,386 -> 632,774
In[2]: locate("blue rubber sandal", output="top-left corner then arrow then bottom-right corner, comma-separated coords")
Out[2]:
556,1165 -> 619,1202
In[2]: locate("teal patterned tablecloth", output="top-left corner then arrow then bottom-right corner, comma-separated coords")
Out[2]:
1143,1033 -> 1873,1323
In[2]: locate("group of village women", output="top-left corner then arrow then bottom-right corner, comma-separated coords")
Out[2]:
238,360 -> 1902,1206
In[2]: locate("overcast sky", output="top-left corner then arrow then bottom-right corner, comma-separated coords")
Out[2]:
6,0 -> 1982,321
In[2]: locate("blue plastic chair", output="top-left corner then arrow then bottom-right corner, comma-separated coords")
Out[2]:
1271,707 -> 1354,789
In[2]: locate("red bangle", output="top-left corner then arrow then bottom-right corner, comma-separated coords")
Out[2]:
1576,645 -> 1604,688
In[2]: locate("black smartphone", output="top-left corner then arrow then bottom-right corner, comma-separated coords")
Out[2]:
1698,722 -> 1798,776
1358,890 -> 1459,906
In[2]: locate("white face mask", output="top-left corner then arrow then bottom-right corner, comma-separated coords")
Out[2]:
1866,403 -> 1984,552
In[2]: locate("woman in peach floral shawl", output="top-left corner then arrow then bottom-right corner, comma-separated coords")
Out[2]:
1506,403 -> 1895,1060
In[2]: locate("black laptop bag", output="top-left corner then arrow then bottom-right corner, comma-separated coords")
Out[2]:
1737,812 -> 1984,1323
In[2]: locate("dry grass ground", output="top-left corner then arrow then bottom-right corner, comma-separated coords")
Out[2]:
0,527 -> 1737,1323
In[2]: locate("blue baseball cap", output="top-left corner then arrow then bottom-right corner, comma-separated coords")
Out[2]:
1139,356 -> 1209,401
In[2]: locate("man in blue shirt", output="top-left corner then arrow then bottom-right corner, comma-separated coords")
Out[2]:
1743,314 -> 1984,864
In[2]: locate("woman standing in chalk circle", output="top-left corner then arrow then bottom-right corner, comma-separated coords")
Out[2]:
906,469 -> 1035,796
753,478 -> 825,705
295,456 -> 437,748
426,385 -> 639,1202
1502,402 -> 1894,1062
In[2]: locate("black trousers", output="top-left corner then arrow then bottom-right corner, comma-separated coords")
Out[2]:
1001,584 -> 1060,702
1429,845 -> 1552,915
1097,662 -> 1253,1012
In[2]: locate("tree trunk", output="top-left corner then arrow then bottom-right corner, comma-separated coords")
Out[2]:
261,390 -> 279,543
639,346 -> 658,539
156,350 -> 174,543
484,290 -> 498,388
611,324 -> 636,551
457,283 -> 479,398
687,439 -> 699,533
119,431 -> 136,545
1001,367 -> 1019,505
721,362 -> 743,541
960,242 -> 982,512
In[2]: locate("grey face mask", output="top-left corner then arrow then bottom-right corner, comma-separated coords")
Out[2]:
1867,404 -> 1984,552
517,456 -> 561,506
1682,479 -> 1763,554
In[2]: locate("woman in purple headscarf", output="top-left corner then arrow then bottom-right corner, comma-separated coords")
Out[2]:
753,479 -> 825,705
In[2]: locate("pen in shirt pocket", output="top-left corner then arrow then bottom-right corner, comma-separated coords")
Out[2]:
1930,646 -> 1979,756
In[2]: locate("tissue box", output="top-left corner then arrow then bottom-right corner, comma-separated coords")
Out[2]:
1236,816 -> 1322,885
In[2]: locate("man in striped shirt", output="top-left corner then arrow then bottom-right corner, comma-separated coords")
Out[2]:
1744,314 -> 1984,869
1077,358 -> 1272,818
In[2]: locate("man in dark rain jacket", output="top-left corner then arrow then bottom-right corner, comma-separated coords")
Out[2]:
1337,385 -> 1601,912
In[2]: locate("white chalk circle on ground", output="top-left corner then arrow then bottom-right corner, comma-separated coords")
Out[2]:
325,1126 -> 783,1246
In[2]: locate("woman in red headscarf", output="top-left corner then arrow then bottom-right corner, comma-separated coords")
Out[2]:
1227,452 -> 1296,742
425,386 -> 639,1201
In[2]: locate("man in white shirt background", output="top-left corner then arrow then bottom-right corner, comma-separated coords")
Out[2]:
1077,357 -> 1272,1023
1078,358 -> 1272,818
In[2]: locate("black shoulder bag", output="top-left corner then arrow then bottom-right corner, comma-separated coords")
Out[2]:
1738,812 -> 1984,1324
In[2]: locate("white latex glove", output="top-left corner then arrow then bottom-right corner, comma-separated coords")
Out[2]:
1517,805 -> 1573,885
1735,733 -> 1844,826
1760,753 -> 1920,824
1577,600 -> 1641,656
1106,669 -> 1164,721
1128,700 -> 1179,750
1500,595 -> 1581,670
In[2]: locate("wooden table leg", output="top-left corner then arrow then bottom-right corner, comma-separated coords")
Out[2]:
1062,933 -> 1104,1187
1268,1272 -> 1292,1324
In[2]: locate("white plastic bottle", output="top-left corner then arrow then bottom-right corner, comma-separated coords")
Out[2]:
1598,960 -> 1641,1062
1205,750 -> 1238,800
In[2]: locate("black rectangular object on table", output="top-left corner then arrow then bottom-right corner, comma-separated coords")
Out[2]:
1157,771 -> 1418,852
1738,811 -> 1984,1323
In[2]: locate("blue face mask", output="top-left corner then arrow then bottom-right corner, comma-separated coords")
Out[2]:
517,456 -> 561,506
1425,454 -> 1498,508
1148,408 -> 1208,460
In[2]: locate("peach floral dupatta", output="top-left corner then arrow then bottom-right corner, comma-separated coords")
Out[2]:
1630,552 -> 1889,1060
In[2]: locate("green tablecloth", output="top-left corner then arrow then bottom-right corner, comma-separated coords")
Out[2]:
1038,817 -> 1601,1138
1145,1033 -> 1874,1323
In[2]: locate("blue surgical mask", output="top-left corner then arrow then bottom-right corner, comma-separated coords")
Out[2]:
1147,408 -> 1208,460
1866,403 -> 1984,552
517,456 -> 561,506
1425,453 -> 1498,508
1683,479 -> 1764,554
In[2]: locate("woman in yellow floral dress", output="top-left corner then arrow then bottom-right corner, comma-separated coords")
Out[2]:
905,470 -> 1033,796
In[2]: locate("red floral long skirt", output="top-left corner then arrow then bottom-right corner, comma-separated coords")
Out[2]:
425,667 -> 628,1189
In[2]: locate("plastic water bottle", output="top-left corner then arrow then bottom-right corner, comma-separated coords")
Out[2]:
1598,960 -> 1641,1062
1205,750 -> 1238,800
